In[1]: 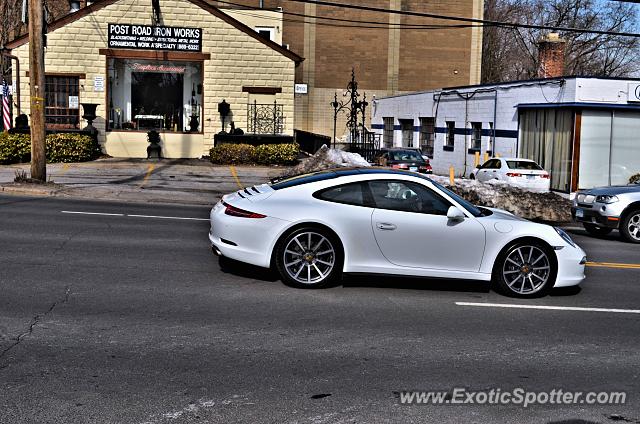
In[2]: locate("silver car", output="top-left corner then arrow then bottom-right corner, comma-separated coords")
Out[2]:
572,184 -> 640,242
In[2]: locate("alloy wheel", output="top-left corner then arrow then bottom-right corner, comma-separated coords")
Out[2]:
283,232 -> 336,285
626,213 -> 640,241
502,245 -> 551,295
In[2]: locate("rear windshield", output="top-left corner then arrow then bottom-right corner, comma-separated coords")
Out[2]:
389,151 -> 424,162
506,160 -> 542,170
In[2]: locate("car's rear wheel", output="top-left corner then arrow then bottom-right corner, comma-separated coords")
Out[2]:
493,241 -> 557,298
583,223 -> 613,237
620,209 -> 640,243
275,227 -> 343,288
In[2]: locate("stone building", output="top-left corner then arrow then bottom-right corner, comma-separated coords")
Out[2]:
209,0 -> 485,139
6,0 -> 301,158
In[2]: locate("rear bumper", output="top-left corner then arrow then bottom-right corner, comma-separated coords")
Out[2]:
209,203 -> 289,268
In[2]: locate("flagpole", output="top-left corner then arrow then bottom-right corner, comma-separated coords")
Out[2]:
28,0 -> 46,181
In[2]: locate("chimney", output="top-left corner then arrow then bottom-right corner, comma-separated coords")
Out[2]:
538,33 -> 565,78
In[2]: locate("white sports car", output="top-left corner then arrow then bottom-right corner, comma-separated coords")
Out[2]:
209,168 -> 586,298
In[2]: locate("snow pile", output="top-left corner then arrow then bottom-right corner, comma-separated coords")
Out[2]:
281,145 -> 369,178
430,175 -> 572,222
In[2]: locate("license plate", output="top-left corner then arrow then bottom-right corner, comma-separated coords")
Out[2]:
527,175 -> 535,180
409,166 -> 418,172
576,209 -> 584,218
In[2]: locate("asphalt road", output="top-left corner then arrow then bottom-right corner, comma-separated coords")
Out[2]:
0,195 -> 639,424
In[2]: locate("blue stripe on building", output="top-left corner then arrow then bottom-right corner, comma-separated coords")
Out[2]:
371,123 -> 517,139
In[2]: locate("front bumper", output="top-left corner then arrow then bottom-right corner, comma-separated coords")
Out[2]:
571,205 -> 620,229
554,245 -> 587,288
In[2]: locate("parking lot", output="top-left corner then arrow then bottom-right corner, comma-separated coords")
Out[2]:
1,194 -> 639,423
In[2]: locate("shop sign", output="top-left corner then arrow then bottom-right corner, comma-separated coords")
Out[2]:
628,83 -> 640,103
131,63 -> 186,73
294,83 -> 308,94
108,23 -> 202,52
94,76 -> 105,92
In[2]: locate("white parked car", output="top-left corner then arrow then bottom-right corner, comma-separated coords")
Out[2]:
470,158 -> 551,191
209,168 -> 585,298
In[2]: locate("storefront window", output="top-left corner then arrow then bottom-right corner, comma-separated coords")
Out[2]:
107,58 -> 203,132
519,108 -> 573,192
45,76 -> 80,129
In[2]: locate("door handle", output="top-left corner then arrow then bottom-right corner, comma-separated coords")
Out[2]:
376,222 -> 397,231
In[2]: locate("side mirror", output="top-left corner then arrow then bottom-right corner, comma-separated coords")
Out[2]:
447,206 -> 465,221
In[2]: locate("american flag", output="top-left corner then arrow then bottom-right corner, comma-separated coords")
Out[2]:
2,79 -> 11,131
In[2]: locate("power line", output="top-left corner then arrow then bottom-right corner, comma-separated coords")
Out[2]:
214,0 -> 485,30
284,0 -> 640,38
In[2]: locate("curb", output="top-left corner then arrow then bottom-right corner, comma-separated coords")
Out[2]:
0,184 -> 60,196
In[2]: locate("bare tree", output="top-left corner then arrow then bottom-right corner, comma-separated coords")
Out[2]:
482,0 -> 640,83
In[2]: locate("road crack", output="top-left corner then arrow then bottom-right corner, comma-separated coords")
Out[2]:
0,286 -> 72,370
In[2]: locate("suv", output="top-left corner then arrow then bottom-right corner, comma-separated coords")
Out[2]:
571,184 -> 640,242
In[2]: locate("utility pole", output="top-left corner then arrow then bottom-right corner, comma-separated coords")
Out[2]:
28,0 -> 46,181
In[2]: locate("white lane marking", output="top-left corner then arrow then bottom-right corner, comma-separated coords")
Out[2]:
456,302 -> 640,314
61,211 -> 208,221
61,210 -> 124,217
127,214 -> 209,221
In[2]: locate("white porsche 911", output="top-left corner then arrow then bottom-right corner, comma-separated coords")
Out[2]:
209,168 -> 586,298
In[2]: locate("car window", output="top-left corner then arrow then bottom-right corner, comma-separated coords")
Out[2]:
314,182 -> 367,206
389,150 -> 423,162
482,159 -> 499,169
506,160 -> 543,170
368,180 -> 451,215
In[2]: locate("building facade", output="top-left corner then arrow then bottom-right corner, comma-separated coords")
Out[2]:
209,0 -> 484,139
371,77 -> 640,192
7,0 -> 301,158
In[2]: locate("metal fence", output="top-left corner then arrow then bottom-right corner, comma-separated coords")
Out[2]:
247,101 -> 285,135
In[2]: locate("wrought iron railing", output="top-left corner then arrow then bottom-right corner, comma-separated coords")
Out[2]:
348,128 -> 381,162
247,101 -> 285,134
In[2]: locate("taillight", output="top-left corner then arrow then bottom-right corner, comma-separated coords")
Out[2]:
222,201 -> 266,218
506,172 -> 522,177
541,173 -> 550,179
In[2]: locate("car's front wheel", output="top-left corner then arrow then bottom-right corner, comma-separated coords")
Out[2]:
493,241 -> 557,298
620,209 -> 640,243
275,227 -> 343,288
583,223 -> 613,237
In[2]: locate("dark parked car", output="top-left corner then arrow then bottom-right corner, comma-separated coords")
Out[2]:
375,148 -> 432,174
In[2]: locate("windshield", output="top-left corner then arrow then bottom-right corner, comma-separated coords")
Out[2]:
389,150 -> 423,162
506,160 -> 542,170
429,179 -> 483,217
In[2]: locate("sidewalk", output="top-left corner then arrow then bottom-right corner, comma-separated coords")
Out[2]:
0,158 -> 285,205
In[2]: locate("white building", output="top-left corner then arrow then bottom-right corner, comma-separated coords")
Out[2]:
371,76 -> 640,192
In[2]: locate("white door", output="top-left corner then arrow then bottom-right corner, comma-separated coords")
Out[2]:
368,180 -> 486,272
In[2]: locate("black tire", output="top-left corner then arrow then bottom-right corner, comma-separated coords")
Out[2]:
583,223 -> 613,237
492,240 -> 557,298
620,209 -> 640,243
275,226 -> 343,289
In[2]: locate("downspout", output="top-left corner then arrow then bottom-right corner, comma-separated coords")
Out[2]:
463,95 -> 469,177
1,52 -> 20,114
492,89 -> 497,156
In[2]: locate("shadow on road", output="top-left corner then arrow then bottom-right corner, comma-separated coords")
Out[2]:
342,274 -> 491,293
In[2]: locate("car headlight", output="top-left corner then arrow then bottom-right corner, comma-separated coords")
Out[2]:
555,227 -> 577,248
596,195 -> 619,204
